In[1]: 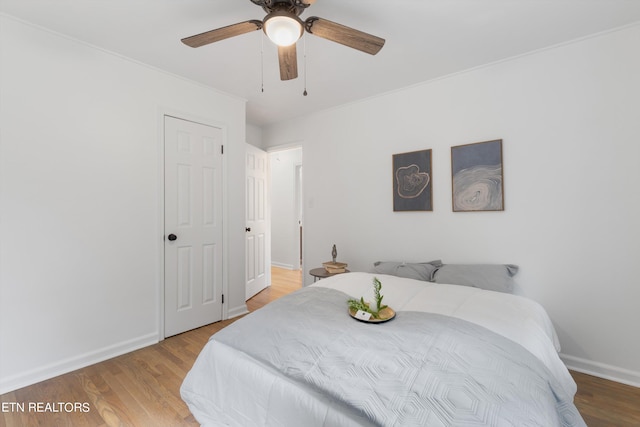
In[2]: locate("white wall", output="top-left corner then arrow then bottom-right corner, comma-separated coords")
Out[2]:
246,123 -> 264,149
269,148 -> 302,269
0,15 -> 247,393
263,24 -> 640,385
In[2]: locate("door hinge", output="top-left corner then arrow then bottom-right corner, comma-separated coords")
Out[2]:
221,145 -> 224,155
221,294 -> 224,304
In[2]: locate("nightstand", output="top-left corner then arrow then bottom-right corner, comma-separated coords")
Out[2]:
309,267 -> 350,282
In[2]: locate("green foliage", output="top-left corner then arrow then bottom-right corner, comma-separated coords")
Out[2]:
347,297 -> 372,315
372,276 -> 388,313
347,277 -> 388,319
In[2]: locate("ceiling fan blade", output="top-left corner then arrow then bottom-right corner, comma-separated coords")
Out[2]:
181,20 -> 262,48
305,17 -> 384,55
278,44 -> 298,80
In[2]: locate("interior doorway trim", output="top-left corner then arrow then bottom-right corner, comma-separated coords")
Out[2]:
267,142 -> 304,278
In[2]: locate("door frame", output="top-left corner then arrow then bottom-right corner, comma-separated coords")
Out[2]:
157,108 -> 229,340
294,163 -> 303,270
266,143 -> 304,277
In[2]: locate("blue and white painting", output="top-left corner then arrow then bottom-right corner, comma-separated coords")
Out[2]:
451,140 -> 504,211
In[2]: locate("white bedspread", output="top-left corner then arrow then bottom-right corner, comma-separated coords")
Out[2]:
181,272 -> 579,426
315,272 -> 575,398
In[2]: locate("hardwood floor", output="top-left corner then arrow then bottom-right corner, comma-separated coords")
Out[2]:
0,268 -> 301,427
1,267 -> 638,426
246,267 -> 302,312
572,370 -> 640,426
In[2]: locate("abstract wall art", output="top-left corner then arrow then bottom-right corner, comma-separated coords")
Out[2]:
393,149 -> 432,211
451,139 -> 504,212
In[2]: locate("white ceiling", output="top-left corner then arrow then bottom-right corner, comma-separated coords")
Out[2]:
2,1 -> 640,127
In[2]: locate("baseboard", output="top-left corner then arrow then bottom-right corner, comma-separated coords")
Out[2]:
561,353 -> 640,388
0,332 -> 158,395
271,261 -> 294,270
227,304 -> 249,320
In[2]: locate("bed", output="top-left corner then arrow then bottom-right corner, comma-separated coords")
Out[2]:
181,271 -> 586,426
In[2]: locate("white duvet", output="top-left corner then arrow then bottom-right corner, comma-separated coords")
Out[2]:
315,273 -> 574,396
181,272 -> 577,427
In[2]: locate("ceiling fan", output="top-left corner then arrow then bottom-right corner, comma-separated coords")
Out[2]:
181,0 -> 385,81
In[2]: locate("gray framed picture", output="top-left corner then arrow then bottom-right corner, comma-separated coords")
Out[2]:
393,149 -> 432,211
451,139 -> 504,212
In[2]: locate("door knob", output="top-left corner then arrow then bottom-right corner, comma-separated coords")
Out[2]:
245,227 -> 251,232
167,234 -> 177,241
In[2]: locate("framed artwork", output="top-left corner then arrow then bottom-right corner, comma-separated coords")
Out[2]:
451,139 -> 504,212
392,149 -> 432,211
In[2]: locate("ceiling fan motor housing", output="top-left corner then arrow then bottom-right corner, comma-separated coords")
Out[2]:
253,0 -> 310,17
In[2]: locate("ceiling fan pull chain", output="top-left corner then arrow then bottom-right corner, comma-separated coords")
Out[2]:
261,33 -> 265,93
303,36 -> 308,96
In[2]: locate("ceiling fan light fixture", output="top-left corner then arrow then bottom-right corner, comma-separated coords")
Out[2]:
263,12 -> 303,47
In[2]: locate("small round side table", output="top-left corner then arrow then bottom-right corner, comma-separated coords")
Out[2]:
309,267 -> 350,282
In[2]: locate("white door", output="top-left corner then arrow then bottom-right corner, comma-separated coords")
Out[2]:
164,116 -> 223,337
245,144 -> 269,300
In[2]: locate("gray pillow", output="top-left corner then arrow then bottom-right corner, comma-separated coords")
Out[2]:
372,260 -> 443,282
433,264 -> 519,293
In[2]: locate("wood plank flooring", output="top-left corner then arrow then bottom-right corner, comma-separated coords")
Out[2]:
572,370 -> 640,426
0,268 -> 301,427
1,267 -> 638,426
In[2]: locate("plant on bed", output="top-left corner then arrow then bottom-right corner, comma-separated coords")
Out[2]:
347,277 -> 388,319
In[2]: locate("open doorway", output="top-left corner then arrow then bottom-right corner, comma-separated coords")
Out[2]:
269,147 -> 303,274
